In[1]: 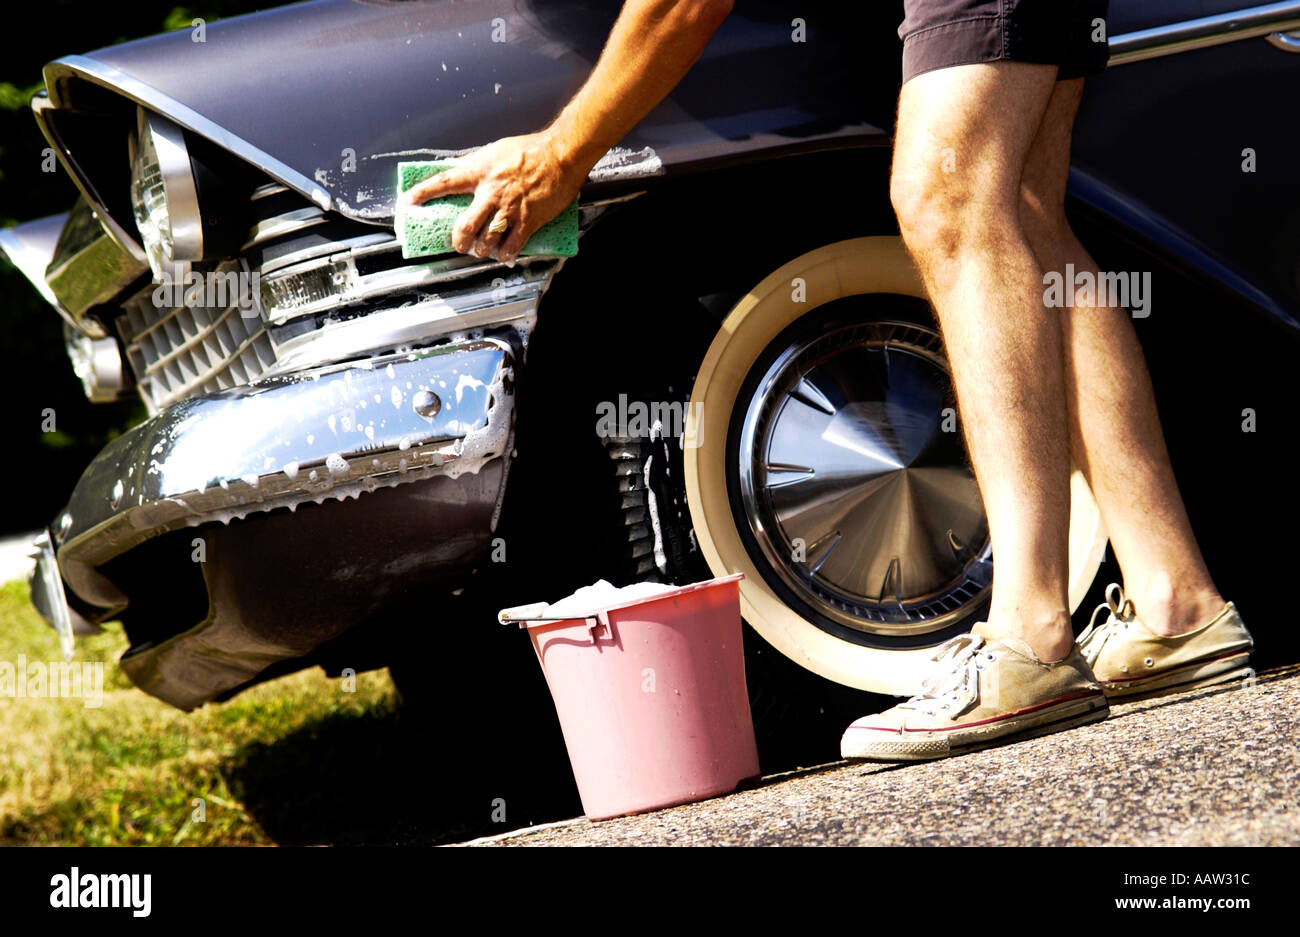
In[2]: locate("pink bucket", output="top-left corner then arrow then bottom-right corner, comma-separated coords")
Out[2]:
501,573 -> 760,821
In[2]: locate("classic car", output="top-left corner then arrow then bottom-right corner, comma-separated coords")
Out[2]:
2,0 -> 1297,756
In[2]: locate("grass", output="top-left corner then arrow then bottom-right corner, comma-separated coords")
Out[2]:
0,579 -> 396,845
0,578 -> 583,845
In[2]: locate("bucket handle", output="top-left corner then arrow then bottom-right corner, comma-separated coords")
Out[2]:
498,608 -> 611,642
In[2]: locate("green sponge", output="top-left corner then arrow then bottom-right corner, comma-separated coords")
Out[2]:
394,160 -> 579,260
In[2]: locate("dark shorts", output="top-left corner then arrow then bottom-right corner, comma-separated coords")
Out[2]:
900,0 -> 1110,84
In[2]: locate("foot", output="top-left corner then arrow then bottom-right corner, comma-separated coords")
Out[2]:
840,632 -> 1108,762
1077,583 -> 1254,700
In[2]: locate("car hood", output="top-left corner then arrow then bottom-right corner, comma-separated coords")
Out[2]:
49,0 -> 893,223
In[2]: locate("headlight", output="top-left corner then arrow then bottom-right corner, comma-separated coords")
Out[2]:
65,324 -> 126,404
130,108 -> 203,277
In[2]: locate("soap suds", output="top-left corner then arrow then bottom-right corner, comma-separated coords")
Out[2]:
535,579 -> 679,619
587,146 -> 665,183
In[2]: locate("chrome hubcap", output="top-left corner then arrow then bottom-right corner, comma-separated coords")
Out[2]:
736,319 -> 992,637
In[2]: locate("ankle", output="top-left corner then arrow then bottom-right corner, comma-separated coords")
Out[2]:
978,609 -> 1074,663
1127,575 -> 1224,636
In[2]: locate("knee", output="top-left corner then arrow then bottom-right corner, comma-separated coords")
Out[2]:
890,163 -> 995,265
894,164 -> 956,259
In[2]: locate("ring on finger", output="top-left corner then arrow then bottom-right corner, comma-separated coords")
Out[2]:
487,213 -> 510,236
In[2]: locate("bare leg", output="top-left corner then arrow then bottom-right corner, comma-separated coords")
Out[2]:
1018,79 -> 1225,636
891,62 -> 1073,662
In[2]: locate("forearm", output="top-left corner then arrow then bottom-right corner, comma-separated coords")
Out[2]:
403,0 -> 730,262
548,0 -> 733,173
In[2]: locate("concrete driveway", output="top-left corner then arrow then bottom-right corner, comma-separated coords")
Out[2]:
466,665 -> 1300,846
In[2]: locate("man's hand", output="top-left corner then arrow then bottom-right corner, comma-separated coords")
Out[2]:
402,131 -> 584,264
402,0 -> 732,264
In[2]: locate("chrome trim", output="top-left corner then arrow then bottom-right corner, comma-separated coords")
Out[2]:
736,319 -> 991,636
56,338 -> 516,612
267,262 -> 553,373
0,213 -> 68,314
135,109 -> 205,262
1266,28 -> 1300,50
44,55 -> 334,212
243,206 -> 328,249
30,531 -> 76,659
1109,2 -> 1300,65
271,299 -> 533,375
345,241 -> 537,285
43,196 -> 148,333
30,92 -> 150,266
29,529 -> 103,646
259,238 -> 557,326
250,182 -> 291,202
255,231 -> 392,276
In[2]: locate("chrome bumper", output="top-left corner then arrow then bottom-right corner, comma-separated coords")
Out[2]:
48,336 -> 516,620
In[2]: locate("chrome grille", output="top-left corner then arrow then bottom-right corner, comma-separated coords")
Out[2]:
117,261 -> 277,413
113,188 -> 618,413
117,188 -> 342,413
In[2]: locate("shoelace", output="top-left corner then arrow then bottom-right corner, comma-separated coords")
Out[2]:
1076,582 -> 1136,667
896,633 -> 997,718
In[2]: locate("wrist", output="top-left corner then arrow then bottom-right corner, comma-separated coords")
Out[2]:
545,111 -> 607,183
